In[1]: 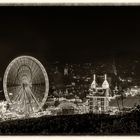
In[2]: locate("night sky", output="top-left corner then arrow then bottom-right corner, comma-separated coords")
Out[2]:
0,6 -> 140,76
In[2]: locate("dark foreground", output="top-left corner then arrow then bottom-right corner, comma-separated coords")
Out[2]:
0,109 -> 140,135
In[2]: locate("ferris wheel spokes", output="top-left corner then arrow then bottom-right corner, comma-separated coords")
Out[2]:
25,89 -> 34,113
11,86 -> 22,102
23,87 -> 32,115
24,86 -> 41,110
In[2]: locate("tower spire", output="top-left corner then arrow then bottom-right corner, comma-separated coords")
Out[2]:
102,74 -> 109,89
91,74 -> 96,89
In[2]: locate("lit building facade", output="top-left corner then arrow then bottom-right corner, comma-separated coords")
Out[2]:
87,74 -> 110,114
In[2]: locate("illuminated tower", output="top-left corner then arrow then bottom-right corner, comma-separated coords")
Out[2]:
88,74 -> 110,114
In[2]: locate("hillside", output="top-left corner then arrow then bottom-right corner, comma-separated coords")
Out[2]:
0,111 -> 139,135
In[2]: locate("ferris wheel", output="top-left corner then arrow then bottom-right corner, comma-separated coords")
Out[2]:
3,56 -> 49,115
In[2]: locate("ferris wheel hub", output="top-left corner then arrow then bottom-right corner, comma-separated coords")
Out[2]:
21,76 -> 31,88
